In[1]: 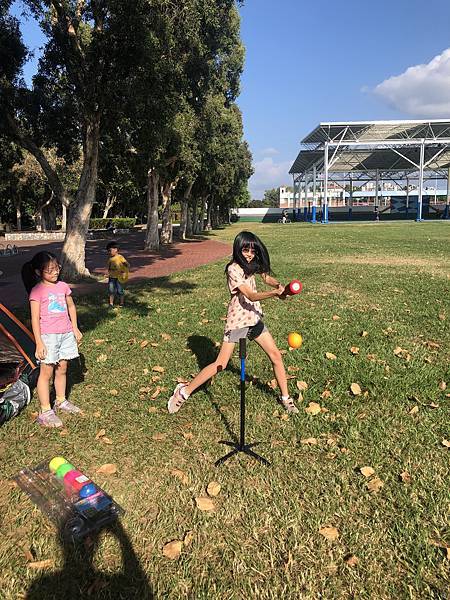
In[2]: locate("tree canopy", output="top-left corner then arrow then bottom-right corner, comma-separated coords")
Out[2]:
0,0 -> 251,279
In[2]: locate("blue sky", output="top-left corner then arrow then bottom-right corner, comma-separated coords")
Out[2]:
11,0 -> 450,198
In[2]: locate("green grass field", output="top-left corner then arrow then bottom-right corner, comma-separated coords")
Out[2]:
1,222 -> 449,599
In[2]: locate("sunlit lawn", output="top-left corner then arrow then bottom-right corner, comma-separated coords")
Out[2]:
1,221 -> 449,599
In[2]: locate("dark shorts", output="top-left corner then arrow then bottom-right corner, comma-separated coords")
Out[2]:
108,278 -> 124,296
223,320 -> 268,343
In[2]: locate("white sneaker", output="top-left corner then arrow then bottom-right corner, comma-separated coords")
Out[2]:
168,384 -> 189,414
280,396 -> 299,414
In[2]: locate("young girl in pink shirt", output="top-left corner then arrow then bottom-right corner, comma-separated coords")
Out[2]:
168,231 -> 299,414
22,251 -> 83,427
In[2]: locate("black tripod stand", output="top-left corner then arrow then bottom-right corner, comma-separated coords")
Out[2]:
215,338 -> 270,466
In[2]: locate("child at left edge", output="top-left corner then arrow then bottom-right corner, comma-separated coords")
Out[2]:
21,251 -> 82,428
106,241 -> 129,308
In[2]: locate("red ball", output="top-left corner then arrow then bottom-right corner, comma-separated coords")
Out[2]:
289,280 -> 302,295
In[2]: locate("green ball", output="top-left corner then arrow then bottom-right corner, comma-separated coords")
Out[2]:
55,463 -> 75,480
49,456 -> 68,473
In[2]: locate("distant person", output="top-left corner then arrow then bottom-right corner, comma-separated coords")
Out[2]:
282,209 -> 289,223
21,251 -> 82,427
168,231 -> 299,415
106,241 -> 129,308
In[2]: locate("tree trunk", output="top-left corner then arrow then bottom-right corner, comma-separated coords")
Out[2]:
144,168 -> 160,251
160,181 -> 173,244
61,116 -> 101,280
196,196 -> 208,233
191,199 -> 198,235
205,198 -> 213,231
6,111 -> 73,215
102,193 -> 117,219
14,199 -> 22,231
179,182 -> 193,240
61,202 -> 67,231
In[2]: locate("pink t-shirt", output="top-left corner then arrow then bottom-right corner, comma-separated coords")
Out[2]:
29,281 -> 73,335
225,263 -> 263,332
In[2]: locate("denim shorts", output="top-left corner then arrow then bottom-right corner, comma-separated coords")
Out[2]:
108,277 -> 124,296
40,332 -> 79,364
223,320 -> 268,343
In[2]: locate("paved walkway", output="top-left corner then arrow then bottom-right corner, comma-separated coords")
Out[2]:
0,230 -> 231,309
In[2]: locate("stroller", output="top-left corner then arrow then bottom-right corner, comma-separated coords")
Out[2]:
0,303 -> 39,426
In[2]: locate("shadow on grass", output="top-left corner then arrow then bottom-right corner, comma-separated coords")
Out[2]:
187,335 -> 277,444
73,277 -> 198,334
26,519 -> 152,599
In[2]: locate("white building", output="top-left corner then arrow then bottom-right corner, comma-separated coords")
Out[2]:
279,184 -> 344,208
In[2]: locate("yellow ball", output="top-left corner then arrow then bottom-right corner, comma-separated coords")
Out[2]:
288,332 -> 303,349
49,456 -> 68,473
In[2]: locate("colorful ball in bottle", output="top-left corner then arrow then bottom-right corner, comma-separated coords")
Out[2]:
55,463 -> 75,480
49,456 -> 68,473
64,470 -> 94,496
79,483 -> 97,499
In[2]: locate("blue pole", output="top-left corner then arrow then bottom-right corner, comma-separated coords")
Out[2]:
311,205 -> 317,223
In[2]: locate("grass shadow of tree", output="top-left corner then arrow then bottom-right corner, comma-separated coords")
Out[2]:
26,519 -> 153,599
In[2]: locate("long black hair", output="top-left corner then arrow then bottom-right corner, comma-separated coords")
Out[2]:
226,231 -> 271,277
21,251 -> 60,294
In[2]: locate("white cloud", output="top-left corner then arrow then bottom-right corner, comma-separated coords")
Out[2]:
260,147 -> 280,156
374,48 -> 450,117
249,157 -> 292,200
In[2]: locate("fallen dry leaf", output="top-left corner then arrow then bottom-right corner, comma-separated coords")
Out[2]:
439,381 -> 447,391
345,554 -> 359,567
296,381 -> 308,391
109,389 -> 118,396
409,405 -> 419,415
367,476 -> 384,493
325,352 -> 337,360
97,354 -> 108,363
393,346 -> 404,356
300,437 -> 318,445
360,331 -> 368,337
360,466 -> 375,478
151,387 -> 161,400
96,463 -> 117,475
332,315 -> 340,321
305,402 -> 321,416
206,481 -> 221,497
319,526 -> 339,541
183,431 -> 194,440
148,407 -> 158,414
195,496 -> 215,511
183,531 -> 194,546
101,437 -> 113,445
350,383 -> 362,396
268,378 -> 278,390
400,471 -> 411,483
140,340 -> 149,349
150,342 -> 159,347
152,433 -> 167,441
161,333 -> 172,341
171,469 -> 189,485
27,559 -> 54,570
350,346 -> 360,355
162,540 -> 182,560
94,339 -> 105,345
152,365 -> 165,373
288,366 -> 300,373
438,313 -> 446,321
442,439 -> 450,448
95,428 -> 106,439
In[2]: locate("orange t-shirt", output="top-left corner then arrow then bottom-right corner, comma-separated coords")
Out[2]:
224,263 -> 263,332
